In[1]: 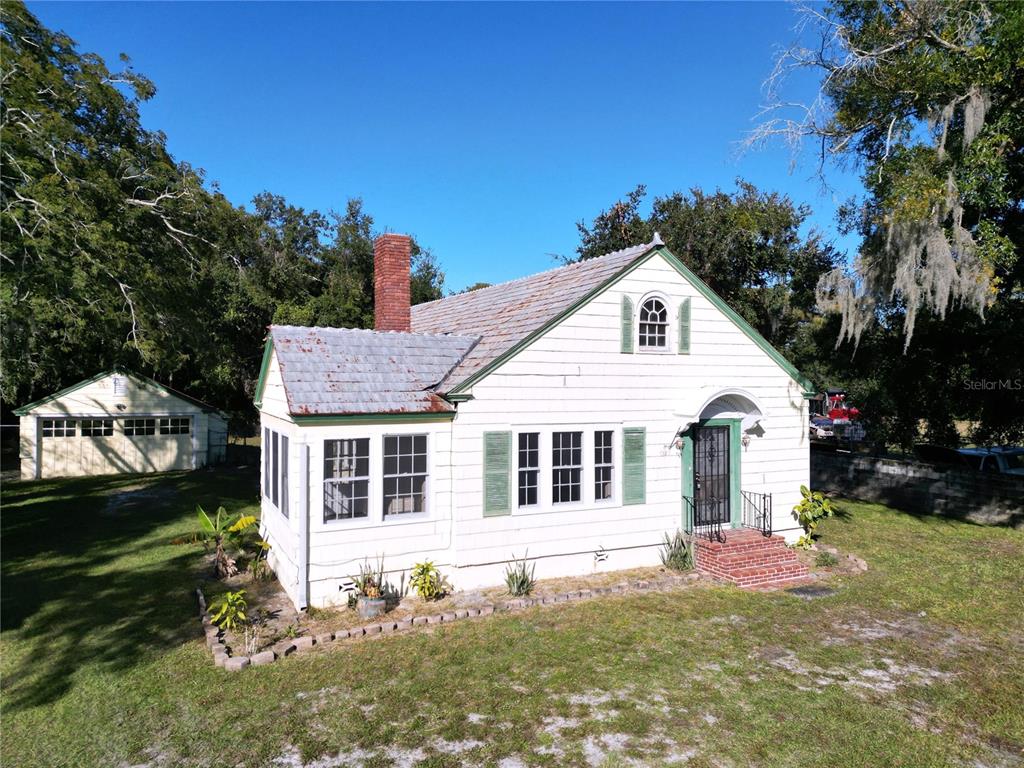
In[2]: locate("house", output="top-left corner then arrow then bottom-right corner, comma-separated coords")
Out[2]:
256,234 -> 813,609
15,371 -> 228,480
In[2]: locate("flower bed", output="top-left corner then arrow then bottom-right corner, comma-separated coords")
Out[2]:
197,567 -> 702,671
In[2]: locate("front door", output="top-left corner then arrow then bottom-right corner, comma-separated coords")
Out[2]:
693,425 -> 730,528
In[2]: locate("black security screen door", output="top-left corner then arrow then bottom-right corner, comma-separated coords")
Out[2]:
694,425 -> 730,527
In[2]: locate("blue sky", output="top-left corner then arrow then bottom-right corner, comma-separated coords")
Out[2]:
30,1 -> 863,292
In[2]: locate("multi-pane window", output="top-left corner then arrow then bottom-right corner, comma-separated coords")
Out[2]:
80,419 -> 114,437
595,430 -> 614,501
159,417 -> 190,435
280,435 -> 289,518
517,432 -> 540,507
324,438 -> 369,522
42,419 -> 76,437
638,297 -> 668,348
383,435 -> 428,517
263,427 -> 271,499
263,427 -> 286,513
552,431 -> 582,504
124,419 -> 155,436
271,432 -> 279,507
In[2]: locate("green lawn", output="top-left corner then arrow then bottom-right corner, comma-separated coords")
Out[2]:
2,469 -> 1022,767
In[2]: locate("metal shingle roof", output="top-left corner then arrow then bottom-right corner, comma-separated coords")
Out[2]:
269,326 -> 479,416
411,240 -> 656,391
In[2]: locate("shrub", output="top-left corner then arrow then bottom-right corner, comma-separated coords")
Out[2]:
210,590 -> 247,631
504,553 -> 536,597
815,550 -> 839,567
659,530 -> 694,571
792,485 -> 836,549
409,560 -> 450,601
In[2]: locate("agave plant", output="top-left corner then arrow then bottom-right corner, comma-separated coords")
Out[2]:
196,505 -> 256,579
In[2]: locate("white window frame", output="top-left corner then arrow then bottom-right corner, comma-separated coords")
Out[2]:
123,418 -> 155,436
552,430 -> 584,505
80,418 -> 114,437
511,425 -> 620,515
517,431 -> 541,508
594,429 -> 615,503
637,293 -> 671,352
41,418 -> 77,437
323,437 -> 371,524
382,433 -> 430,521
159,417 -> 191,435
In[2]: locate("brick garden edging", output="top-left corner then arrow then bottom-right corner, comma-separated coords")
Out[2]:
196,572 -> 702,671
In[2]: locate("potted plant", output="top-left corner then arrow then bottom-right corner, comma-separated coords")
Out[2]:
352,557 -> 387,618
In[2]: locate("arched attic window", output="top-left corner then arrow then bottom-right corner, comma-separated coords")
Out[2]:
638,297 -> 668,349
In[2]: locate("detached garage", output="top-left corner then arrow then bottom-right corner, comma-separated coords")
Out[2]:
15,371 -> 228,480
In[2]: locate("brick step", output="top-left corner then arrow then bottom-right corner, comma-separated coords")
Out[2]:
700,548 -> 802,565
706,560 -> 801,574
746,575 -> 818,591
725,563 -> 809,580
698,561 -> 802,575
695,537 -> 790,554
704,552 -> 801,568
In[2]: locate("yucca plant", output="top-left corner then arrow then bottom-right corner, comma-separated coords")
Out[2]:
504,552 -> 536,597
196,505 -> 256,579
659,530 -> 694,572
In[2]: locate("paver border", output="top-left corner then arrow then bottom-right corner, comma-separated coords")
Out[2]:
196,572 -> 702,671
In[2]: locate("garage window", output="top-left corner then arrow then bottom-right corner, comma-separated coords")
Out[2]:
159,417 -> 190,435
42,419 -> 76,437
80,419 -> 114,437
124,419 -> 155,436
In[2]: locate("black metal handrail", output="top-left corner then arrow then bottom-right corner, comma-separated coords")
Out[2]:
741,490 -> 772,537
682,495 -> 726,542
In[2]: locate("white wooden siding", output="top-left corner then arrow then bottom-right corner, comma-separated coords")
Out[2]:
448,252 -> 809,582
263,250 -> 809,606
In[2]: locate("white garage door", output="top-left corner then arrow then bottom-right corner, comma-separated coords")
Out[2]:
38,417 -> 194,478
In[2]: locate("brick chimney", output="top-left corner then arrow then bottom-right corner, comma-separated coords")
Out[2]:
373,233 -> 412,332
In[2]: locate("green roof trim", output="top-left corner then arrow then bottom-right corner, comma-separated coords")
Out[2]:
654,246 -> 816,393
448,245 -> 661,394
448,245 -> 815,395
291,412 -> 456,426
13,370 -> 116,416
253,336 -> 274,408
14,369 -> 224,416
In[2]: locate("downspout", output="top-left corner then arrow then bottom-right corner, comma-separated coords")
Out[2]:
297,443 -> 310,610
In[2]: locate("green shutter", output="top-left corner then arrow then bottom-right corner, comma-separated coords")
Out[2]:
622,427 -> 646,505
620,295 -> 634,354
678,298 -> 691,354
483,431 -> 512,516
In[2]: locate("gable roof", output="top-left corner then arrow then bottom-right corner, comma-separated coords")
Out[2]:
412,241 -> 814,395
266,326 -> 479,417
13,370 -> 225,416
411,241 -> 656,392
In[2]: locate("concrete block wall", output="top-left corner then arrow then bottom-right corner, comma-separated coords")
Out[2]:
810,451 -> 1023,527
